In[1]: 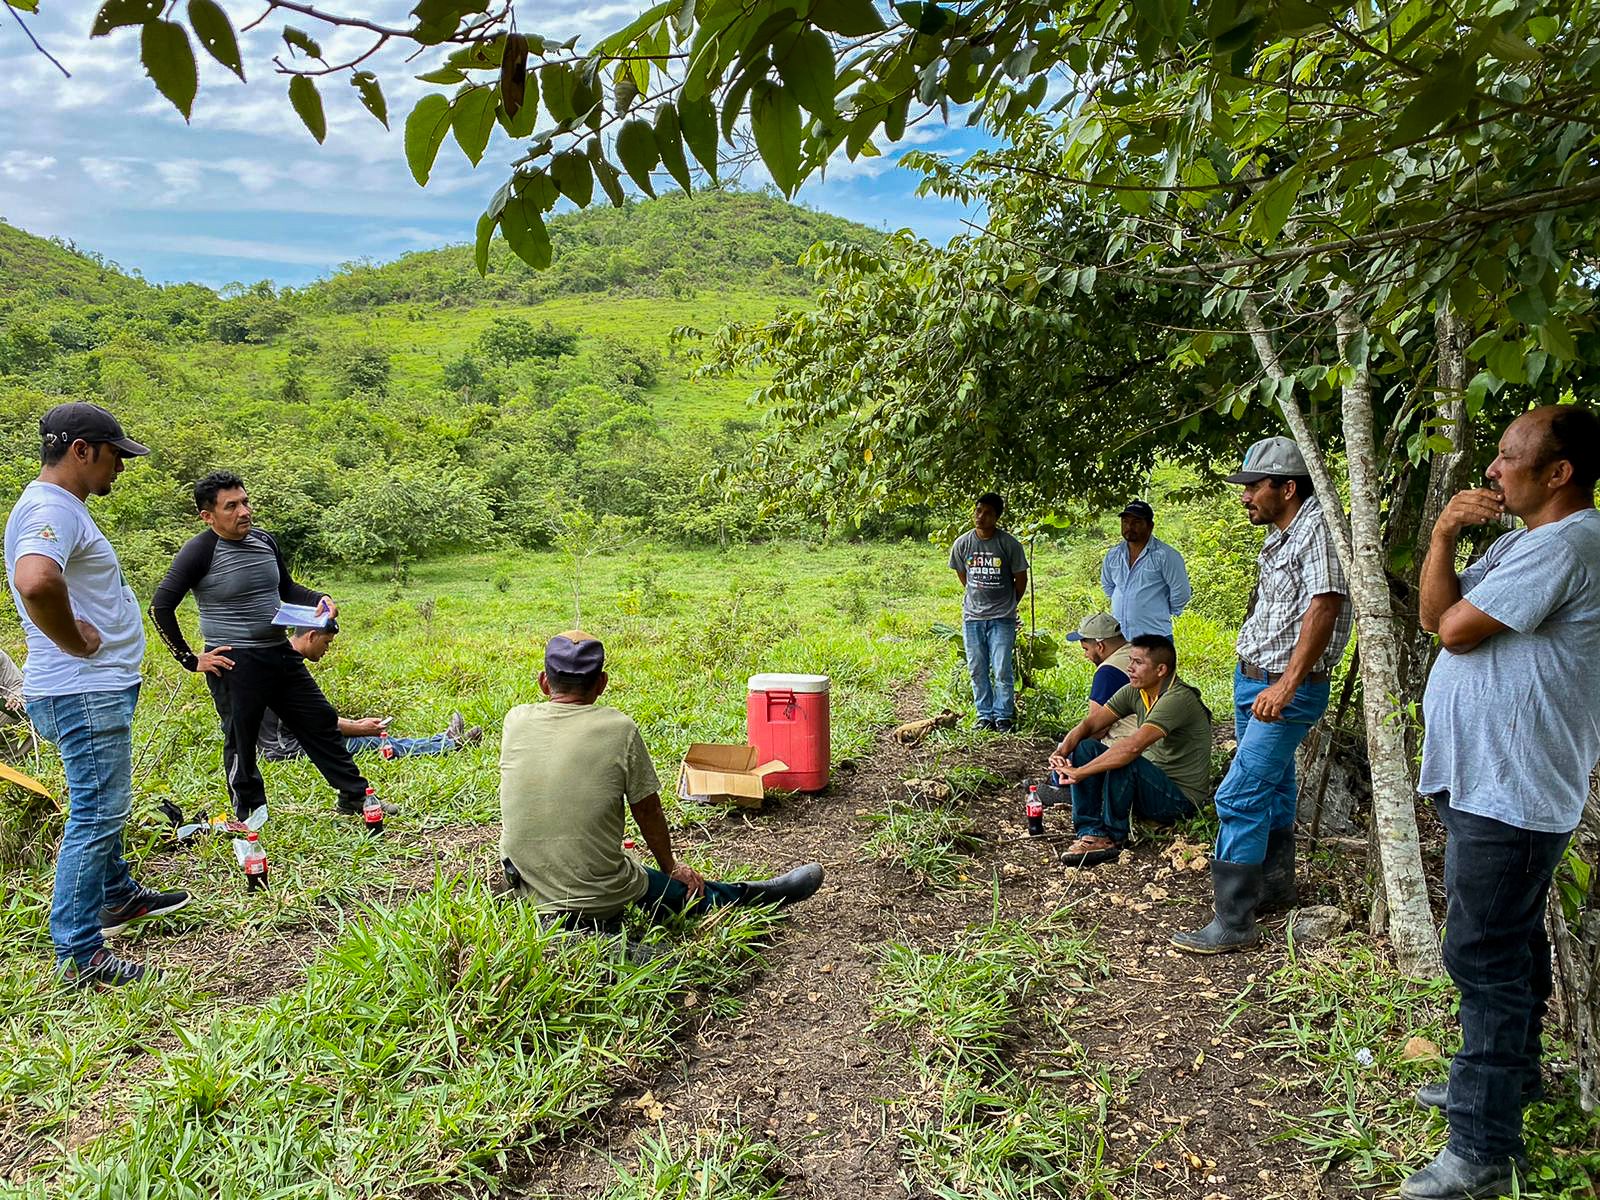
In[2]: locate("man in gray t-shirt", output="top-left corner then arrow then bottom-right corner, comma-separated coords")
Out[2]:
948,491 -> 1029,732
1403,405 -> 1600,1200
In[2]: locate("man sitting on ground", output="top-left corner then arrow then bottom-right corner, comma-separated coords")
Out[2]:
500,631 -> 823,927
257,626 -> 483,762
1065,613 -> 1139,744
1048,634 -> 1213,866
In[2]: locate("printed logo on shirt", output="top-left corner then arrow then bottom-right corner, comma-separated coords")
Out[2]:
965,551 -> 1008,588
34,524 -> 58,542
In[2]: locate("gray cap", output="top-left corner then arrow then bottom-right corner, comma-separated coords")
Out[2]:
1223,435 -> 1308,483
1065,613 -> 1122,642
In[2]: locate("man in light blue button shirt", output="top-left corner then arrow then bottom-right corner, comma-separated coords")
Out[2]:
1099,500 -> 1192,640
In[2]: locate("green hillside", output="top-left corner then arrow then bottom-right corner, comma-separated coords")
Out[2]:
0,191 -> 878,584
304,188 -> 878,310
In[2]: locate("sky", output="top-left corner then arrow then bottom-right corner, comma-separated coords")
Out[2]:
0,0 -> 987,289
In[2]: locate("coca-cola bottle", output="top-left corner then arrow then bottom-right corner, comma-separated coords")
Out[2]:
243,832 -> 269,890
1026,784 -> 1045,837
380,727 -> 395,760
363,787 -> 385,836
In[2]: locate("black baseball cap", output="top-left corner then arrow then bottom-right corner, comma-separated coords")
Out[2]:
1119,499 -> 1154,520
40,402 -> 150,457
544,630 -> 605,674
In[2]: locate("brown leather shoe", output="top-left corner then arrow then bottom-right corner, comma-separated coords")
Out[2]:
1059,835 -> 1122,867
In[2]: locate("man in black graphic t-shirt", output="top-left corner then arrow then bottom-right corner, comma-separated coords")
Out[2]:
948,491 -> 1029,732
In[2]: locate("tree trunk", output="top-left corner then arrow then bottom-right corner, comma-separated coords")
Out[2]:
1242,298 -> 1445,978
1549,771 -> 1600,1112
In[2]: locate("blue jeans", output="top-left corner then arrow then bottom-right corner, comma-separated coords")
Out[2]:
1435,794 -> 1570,1163
963,618 -> 1017,722
26,685 -> 141,967
1213,665 -> 1329,863
1067,739 -> 1196,842
344,733 -> 453,757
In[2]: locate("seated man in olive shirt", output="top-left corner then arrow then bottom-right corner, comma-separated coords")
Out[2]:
1048,634 -> 1213,866
498,631 -> 823,928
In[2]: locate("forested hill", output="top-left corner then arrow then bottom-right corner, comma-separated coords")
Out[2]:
0,220 -> 151,305
304,189 -> 879,311
0,190 -> 882,586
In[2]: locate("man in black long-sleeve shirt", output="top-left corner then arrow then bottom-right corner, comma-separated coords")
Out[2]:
150,471 -> 386,820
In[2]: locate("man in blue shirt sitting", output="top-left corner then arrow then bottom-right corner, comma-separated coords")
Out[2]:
1100,500 -> 1192,640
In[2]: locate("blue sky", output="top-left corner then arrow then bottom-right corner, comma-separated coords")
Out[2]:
0,0 -> 985,289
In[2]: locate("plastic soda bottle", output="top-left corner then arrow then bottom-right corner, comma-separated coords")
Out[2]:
380,729 -> 395,760
1026,784 -> 1045,837
243,832 -> 269,890
363,787 -> 385,836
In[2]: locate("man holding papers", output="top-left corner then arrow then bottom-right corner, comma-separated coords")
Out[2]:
150,471 -> 387,821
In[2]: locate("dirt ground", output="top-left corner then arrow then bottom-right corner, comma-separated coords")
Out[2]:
515,716 -> 1368,1200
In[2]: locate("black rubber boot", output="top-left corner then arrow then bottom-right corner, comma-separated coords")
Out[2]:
1399,1147 -> 1521,1199
1260,827 -> 1298,913
1171,859 -> 1262,954
741,863 -> 824,907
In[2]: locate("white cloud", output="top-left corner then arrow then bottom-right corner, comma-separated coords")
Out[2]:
124,232 -> 362,266
1,151 -> 57,180
81,157 -> 136,190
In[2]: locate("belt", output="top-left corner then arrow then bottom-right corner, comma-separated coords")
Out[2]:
1239,659 -> 1330,685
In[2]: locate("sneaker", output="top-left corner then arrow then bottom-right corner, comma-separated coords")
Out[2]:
994,718 -> 1015,733
446,711 -> 465,742
100,885 -> 191,935
974,718 -> 996,732
461,725 -> 484,747
60,947 -> 153,990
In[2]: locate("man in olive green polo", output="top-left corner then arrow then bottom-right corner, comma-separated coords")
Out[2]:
1047,634 -> 1212,865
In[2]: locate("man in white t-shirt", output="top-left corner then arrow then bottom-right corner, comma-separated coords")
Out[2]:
3,403 -> 189,990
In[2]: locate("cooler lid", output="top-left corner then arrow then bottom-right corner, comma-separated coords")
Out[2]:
747,672 -> 830,693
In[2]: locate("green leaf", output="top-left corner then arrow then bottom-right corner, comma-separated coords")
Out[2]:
287,74 -> 326,142
540,62 -> 575,121
776,28 -> 837,117
451,84 -> 498,166
474,211 -> 495,276
1506,287 -> 1548,326
1340,326 -> 1369,369
499,191 -> 552,269
91,0 -> 161,38
350,71 -> 388,127
141,20 -> 198,120
1486,339 -> 1527,385
282,25 -> 322,59
1248,170 -> 1301,243
654,103 -> 694,191
589,141 -> 627,207
405,93 -> 454,186
1393,52 -> 1472,145
750,79 -> 802,196
550,150 -> 594,206
678,92 -> 719,180
416,67 -> 466,84
615,118 -> 660,195
1537,318 -> 1577,361
811,0 -> 886,36
186,0 -> 243,79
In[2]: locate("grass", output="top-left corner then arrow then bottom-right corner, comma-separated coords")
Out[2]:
873,905 -> 1129,1199
604,1128 -> 788,1200
11,875 -> 779,1198
1250,939 -> 1600,1196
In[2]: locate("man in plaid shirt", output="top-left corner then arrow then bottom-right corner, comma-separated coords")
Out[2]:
1173,436 -> 1352,955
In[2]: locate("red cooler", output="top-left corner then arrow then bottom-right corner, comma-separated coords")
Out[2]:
746,673 -> 830,792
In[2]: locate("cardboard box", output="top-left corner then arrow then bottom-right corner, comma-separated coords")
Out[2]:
678,743 -> 789,808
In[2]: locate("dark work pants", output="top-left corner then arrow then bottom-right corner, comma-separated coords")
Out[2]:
1435,793 -> 1570,1164
205,643 -> 368,819
1067,738 -> 1196,842
551,868 -> 751,934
